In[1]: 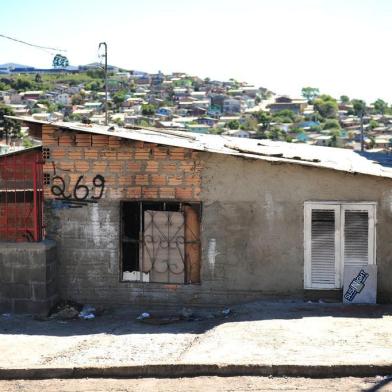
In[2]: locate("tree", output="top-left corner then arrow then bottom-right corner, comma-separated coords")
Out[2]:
112,92 -> 126,108
52,54 -> 69,68
313,95 -> 338,119
369,119 -> 379,130
301,87 -> 320,102
322,119 -> 340,130
255,111 -> 271,130
373,99 -> 388,115
0,105 -> 21,143
35,73 -> 42,84
71,94 -> 84,105
340,95 -> 350,104
226,119 -> 240,130
352,99 -> 367,117
141,104 -> 157,116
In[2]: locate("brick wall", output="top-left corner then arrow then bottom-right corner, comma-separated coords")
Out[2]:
41,124 -> 202,202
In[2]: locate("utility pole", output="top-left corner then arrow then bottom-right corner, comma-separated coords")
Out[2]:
98,42 -> 108,126
360,112 -> 364,152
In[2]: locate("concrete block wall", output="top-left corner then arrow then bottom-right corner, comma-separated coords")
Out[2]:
0,240 -> 57,314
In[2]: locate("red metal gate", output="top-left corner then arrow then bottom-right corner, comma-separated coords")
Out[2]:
0,150 -> 44,242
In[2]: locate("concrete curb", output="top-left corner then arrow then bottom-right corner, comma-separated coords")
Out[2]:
1,364 -> 392,380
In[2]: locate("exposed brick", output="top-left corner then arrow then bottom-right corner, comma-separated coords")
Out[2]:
85,149 -> 98,159
126,186 -> 142,198
76,133 -> 92,147
159,187 -> 175,199
170,148 -> 185,160
93,162 -> 108,172
135,174 -> 149,185
51,150 -> 66,159
146,161 -> 159,172
135,149 -> 151,160
175,187 -> 193,199
102,151 -> 117,160
167,175 -> 184,186
74,160 -> 90,172
57,161 -> 74,171
58,134 -> 74,146
126,162 -> 142,172
109,136 -> 121,148
117,151 -> 132,160
161,162 -> 177,173
185,175 -> 201,186
180,162 -> 196,173
151,174 -> 167,186
92,134 -> 109,146
68,150 -> 83,159
108,162 -> 123,173
118,175 -> 133,186
142,187 -> 158,198
154,147 -> 169,160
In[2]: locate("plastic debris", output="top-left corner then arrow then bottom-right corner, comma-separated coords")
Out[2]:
79,305 -> 96,320
222,308 -> 231,316
1,313 -> 11,318
137,312 -> 151,320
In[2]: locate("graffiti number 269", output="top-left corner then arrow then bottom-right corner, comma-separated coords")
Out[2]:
51,174 -> 105,201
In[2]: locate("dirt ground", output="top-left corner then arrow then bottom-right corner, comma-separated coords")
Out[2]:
1,301 -> 392,368
1,376 -> 392,392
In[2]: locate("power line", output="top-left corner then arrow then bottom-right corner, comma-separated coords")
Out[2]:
0,33 -> 67,53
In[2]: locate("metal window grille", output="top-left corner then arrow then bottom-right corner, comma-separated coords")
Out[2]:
0,152 -> 44,242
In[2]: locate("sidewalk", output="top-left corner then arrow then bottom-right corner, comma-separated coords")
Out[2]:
1,301 -> 392,378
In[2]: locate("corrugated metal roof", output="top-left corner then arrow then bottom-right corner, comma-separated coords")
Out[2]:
6,115 -> 392,179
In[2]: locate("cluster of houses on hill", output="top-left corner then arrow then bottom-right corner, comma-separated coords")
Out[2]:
1,69 -> 392,153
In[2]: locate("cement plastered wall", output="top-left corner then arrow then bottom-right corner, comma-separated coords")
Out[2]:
200,153 -> 392,302
44,140 -> 392,306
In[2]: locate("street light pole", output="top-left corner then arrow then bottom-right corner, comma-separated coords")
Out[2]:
98,42 -> 108,126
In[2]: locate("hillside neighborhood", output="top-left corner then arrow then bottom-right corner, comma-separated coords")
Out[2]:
1,63 -> 392,156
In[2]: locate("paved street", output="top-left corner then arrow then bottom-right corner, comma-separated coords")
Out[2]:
1,376 -> 392,392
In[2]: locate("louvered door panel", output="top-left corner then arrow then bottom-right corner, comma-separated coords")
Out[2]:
344,210 -> 368,268
310,209 -> 337,287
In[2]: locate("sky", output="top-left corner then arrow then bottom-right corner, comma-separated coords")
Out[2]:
1,0 -> 391,102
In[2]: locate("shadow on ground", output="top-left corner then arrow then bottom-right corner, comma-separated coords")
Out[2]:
1,300 -> 391,337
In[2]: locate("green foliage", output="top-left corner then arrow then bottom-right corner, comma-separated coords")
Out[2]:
255,111 -> 271,130
373,99 -> 388,115
0,104 -> 21,141
272,109 -> 297,124
369,119 -> 379,130
71,94 -> 84,105
22,138 -> 33,148
352,99 -> 367,117
35,73 -> 42,84
112,91 -> 127,107
313,95 -> 338,119
226,119 -> 240,129
141,104 -> 157,116
301,87 -> 320,102
0,81 -> 9,91
340,95 -> 350,104
322,119 -> 340,130
86,68 -> 105,79
240,117 -> 258,131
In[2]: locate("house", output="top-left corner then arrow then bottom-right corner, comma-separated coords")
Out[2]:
56,93 -> 72,106
267,96 -> 307,114
223,98 -> 241,114
222,129 -> 251,138
2,116 -> 392,314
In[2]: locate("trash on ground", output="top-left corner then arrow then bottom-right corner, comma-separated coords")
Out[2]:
180,307 -> 194,319
79,305 -> 96,320
49,300 -> 83,320
137,312 -> 151,320
1,313 -> 11,318
222,308 -> 231,316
